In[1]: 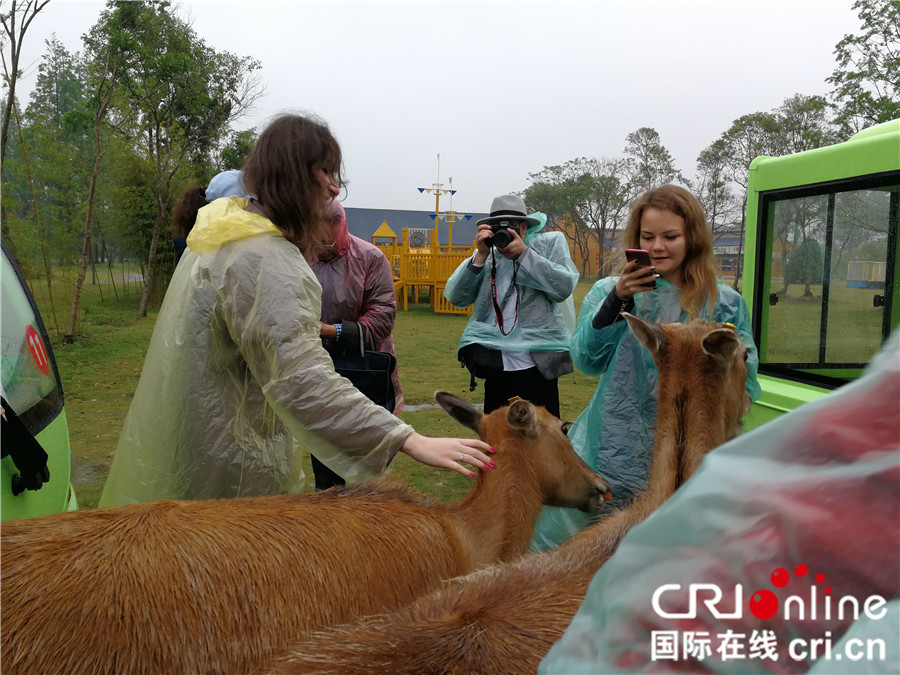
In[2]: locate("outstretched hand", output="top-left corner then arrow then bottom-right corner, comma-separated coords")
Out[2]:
399,432 -> 496,478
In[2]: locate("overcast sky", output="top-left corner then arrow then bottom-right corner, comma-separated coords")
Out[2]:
11,0 -> 859,214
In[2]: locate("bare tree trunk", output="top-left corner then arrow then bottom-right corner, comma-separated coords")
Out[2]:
66,152 -> 102,340
138,199 -> 165,318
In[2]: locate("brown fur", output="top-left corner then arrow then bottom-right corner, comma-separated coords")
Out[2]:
0,393 -> 608,675
259,317 -> 751,675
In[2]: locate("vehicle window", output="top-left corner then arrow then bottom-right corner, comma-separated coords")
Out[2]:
1,247 -> 63,433
761,184 -> 897,370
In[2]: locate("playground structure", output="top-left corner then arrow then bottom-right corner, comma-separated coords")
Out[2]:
846,260 -> 886,289
371,220 -> 474,315
370,170 -> 477,315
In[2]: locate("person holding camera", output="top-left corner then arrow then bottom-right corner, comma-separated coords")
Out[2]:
444,194 -> 578,418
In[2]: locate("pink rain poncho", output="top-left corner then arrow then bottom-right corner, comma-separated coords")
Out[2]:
539,329 -> 900,673
310,204 -> 403,412
100,197 -> 413,506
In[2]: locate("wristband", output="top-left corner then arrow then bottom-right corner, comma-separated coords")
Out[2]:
334,323 -> 342,341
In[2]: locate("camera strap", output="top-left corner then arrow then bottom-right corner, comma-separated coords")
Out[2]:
489,247 -> 519,335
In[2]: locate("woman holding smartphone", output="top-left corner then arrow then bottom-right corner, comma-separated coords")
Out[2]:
531,184 -> 761,550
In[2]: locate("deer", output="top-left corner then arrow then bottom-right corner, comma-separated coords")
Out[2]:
258,314 -> 753,675
0,393 -> 609,675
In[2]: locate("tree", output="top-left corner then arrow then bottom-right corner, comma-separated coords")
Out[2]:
783,238 -> 824,298
525,157 -> 632,278
770,94 -> 838,155
622,127 -> 686,194
1,0 -> 52,248
218,126 -> 256,170
523,165 -> 594,276
87,0 -> 262,317
827,0 -> 900,137
0,0 -> 51,167
695,139 -> 740,244
714,112 -> 782,289
64,16 -> 133,340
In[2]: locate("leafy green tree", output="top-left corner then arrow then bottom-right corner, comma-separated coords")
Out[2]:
525,157 -> 632,277
219,126 -> 256,171
827,0 -> 900,137
87,0 -> 261,317
784,238 -> 824,297
23,37 -> 91,264
623,127 -> 686,194
1,0 -> 52,250
770,94 -> 839,155
523,165 -> 594,276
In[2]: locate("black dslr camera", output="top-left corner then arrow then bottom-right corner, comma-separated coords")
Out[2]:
485,220 -> 516,249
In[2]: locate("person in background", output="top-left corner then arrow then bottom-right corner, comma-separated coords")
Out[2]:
308,200 -> 404,490
172,170 -> 247,264
531,184 -> 761,551
100,113 -> 493,507
444,194 -> 578,418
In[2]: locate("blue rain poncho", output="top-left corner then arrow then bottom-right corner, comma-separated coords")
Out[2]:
443,214 -> 578,353
540,328 -> 899,674
99,197 -> 413,506
531,276 -> 761,551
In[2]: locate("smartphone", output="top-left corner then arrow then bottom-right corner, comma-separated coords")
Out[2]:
625,249 -> 656,289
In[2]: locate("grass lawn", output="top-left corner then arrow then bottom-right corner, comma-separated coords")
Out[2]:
37,274 -> 600,509
764,282 -> 885,365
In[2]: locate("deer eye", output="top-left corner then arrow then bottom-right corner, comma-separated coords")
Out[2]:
743,350 -> 749,362
561,422 -> 574,436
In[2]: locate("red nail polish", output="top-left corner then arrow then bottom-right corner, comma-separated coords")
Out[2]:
490,446 -> 497,453
469,472 -> 476,478
490,460 -> 497,467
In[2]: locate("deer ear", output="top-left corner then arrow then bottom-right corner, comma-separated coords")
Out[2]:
623,313 -> 666,358
702,328 -> 742,369
435,391 -> 482,435
507,399 -> 539,438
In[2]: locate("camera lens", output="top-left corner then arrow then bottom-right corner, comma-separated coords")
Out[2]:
492,228 -> 513,248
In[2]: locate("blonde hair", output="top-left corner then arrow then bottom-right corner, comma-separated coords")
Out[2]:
620,185 -> 718,319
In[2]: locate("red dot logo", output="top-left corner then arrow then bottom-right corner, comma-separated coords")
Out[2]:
749,589 -> 779,620
794,563 -> 808,577
771,568 -> 789,588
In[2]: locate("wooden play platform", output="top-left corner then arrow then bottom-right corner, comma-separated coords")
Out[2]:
371,221 -> 474,315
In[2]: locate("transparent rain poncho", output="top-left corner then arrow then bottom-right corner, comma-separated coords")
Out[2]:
531,277 -> 761,551
99,198 -> 412,506
540,329 -> 900,674
443,213 -> 578,353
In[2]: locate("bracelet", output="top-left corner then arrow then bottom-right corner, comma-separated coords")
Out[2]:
334,323 -> 342,341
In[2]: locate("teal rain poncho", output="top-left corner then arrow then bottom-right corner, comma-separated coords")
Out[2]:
443,214 -> 578,353
99,198 -> 412,506
540,328 -> 899,674
531,276 -> 761,551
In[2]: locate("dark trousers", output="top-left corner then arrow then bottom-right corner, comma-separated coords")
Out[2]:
310,454 -> 346,491
484,367 -> 560,418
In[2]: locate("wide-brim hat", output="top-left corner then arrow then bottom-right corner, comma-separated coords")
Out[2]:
475,194 -> 542,229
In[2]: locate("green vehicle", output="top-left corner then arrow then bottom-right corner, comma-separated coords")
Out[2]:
741,119 -> 899,429
1,241 -> 78,519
